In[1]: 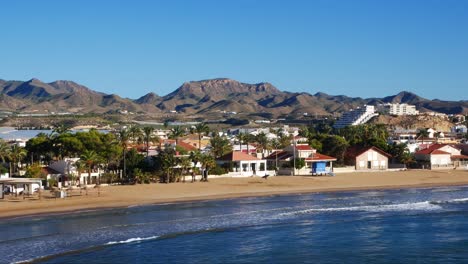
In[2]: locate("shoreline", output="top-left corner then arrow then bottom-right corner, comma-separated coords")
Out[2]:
1,170 -> 468,220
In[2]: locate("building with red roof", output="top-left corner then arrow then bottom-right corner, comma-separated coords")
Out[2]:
414,144 -> 468,169
216,151 -> 268,177
265,144 -> 337,175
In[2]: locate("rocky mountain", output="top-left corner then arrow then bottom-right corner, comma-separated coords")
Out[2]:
1,78 -> 467,117
0,78 -> 160,114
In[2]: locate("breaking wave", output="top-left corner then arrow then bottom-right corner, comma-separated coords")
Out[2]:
278,201 -> 442,216
106,236 -> 159,245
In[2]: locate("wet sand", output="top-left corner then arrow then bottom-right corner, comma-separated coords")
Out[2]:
1,170 -> 468,219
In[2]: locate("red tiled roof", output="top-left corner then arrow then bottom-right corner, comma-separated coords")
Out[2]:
430,150 -> 451,155
265,151 -> 292,160
305,153 -> 337,161
415,144 -> 459,155
177,141 -> 197,151
451,155 -> 468,160
217,151 -> 261,161
295,145 -> 313,151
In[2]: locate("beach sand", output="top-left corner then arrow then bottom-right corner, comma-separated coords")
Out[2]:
2,169 -> 468,219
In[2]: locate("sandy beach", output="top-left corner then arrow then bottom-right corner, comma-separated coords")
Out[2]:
2,169 -> 468,219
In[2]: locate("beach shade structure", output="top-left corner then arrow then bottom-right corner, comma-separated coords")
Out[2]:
0,178 -> 43,198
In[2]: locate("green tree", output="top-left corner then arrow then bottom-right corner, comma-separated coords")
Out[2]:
278,133 -> 292,149
170,126 -> 185,145
80,150 -> 100,185
129,125 -> 143,145
255,132 -> 269,157
290,158 -> 305,170
9,145 -> 27,176
210,134 -> 232,158
236,133 -> 247,152
322,135 -> 349,165
0,140 -> 10,163
155,147 -> 177,183
191,123 -> 210,150
417,128 -> 430,144
25,163 -> 47,179
142,126 -> 159,157
117,128 -> 130,179
200,153 -> 216,181
26,133 -> 53,163
125,148 -> 145,181
74,160 -> 86,186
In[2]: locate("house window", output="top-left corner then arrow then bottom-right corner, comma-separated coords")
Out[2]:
359,161 -> 365,168
260,163 -> 265,171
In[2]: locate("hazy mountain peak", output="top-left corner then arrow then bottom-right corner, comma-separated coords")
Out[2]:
135,92 -> 161,104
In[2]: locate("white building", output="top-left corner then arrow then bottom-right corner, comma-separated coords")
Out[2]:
333,105 -> 379,129
381,103 -> 419,116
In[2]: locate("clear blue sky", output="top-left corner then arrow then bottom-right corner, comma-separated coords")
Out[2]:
1,0 -> 467,100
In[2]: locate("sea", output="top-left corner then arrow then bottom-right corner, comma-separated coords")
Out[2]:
2,186 -> 468,263
0,127 -> 109,141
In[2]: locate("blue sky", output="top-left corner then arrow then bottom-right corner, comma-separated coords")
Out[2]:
1,0 -> 467,100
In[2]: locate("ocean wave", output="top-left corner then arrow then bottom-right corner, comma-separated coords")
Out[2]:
430,197 -> 468,205
278,201 -> 441,216
106,235 -> 159,245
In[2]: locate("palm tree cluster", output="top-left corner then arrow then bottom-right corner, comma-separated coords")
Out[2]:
1,123 -> 227,185
0,140 -> 27,176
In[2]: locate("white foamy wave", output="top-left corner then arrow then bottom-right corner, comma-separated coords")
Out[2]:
431,197 -> 468,205
278,201 -> 441,216
106,235 -> 159,245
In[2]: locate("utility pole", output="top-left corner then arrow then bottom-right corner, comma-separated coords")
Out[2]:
293,138 -> 296,176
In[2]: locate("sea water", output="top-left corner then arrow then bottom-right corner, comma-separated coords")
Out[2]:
2,186 -> 468,263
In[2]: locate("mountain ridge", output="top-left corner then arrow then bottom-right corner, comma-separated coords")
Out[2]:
1,78 -> 467,116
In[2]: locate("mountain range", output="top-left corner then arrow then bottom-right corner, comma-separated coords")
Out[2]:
1,78 -> 467,117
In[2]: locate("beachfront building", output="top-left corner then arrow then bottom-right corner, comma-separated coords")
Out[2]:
216,151 -> 268,177
414,144 -> 468,169
232,144 -> 257,155
0,178 -> 42,198
345,146 -> 391,170
380,103 -> 419,116
333,105 -> 379,129
265,144 -> 336,175
180,134 -> 211,150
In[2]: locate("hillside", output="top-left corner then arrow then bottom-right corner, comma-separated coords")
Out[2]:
0,78 -> 160,114
1,78 -> 468,117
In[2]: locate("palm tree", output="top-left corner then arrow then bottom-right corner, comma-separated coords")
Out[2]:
142,126 -> 160,157
170,126 -> 185,145
244,133 -> 255,154
179,157 -> 192,183
74,160 -> 86,187
200,153 -> 216,182
0,140 -> 10,163
80,150 -> 100,185
255,132 -> 269,158
270,139 -> 281,172
236,133 -> 246,152
210,134 -> 232,158
191,123 -> 210,150
9,145 -> 27,176
118,128 -> 130,180
417,128 -> 430,144
128,126 -> 143,145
